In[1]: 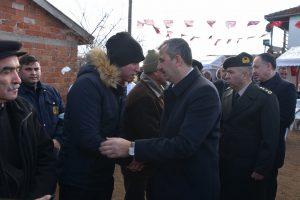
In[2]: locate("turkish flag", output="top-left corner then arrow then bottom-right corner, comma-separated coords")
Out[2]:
247,21 -> 260,26
164,20 -> 173,29
295,21 -> 300,29
226,21 -> 236,29
184,20 -> 194,27
207,20 -> 216,27
144,19 -> 154,25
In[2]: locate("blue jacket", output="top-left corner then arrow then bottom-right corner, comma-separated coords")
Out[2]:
59,49 -> 125,191
18,82 -> 64,144
135,69 -> 221,200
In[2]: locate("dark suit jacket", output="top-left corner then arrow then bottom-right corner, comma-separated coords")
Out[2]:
220,83 -> 280,176
260,73 -> 297,168
134,69 -> 221,200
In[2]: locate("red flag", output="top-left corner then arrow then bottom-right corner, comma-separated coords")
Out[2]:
237,38 -> 242,43
295,21 -> 300,29
214,39 -> 221,46
181,33 -> 187,37
190,36 -> 200,41
226,39 -> 232,44
166,30 -> 173,38
267,21 -> 284,29
152,25 -> 160,34
208,35 -> 213,39
226,21 -> 236,29
163,20 -> 173,29
207,20 -> 216,27
247,36 -> 255,39
144,19 -> 154,25
260,33 -> 267,38
247,21 -> 260,26
137,20 -> 144,28
184,20 -> 194,27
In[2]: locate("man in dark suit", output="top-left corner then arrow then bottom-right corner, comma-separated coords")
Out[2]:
100,38 -> 221,200
121,49 -> 166,200
220,52 -> 280,200
252,53 -> 297,200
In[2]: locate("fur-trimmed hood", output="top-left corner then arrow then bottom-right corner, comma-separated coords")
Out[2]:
84,48 -> 120,88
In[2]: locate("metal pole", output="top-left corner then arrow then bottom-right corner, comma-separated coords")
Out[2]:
128,0 -> 132,35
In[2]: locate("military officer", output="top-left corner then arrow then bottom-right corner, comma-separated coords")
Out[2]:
220,52 -> 280,200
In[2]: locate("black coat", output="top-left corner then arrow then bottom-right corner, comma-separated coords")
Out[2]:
59,64 -> 123,190
220,83 -> 280,199
260,73 -> 297,168
0,97 -> 56,199
134,69 -> 221,200
18,82 -> 64,143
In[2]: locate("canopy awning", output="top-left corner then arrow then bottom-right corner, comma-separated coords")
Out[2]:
276,46 -> 300,67
199,55 -> 226,69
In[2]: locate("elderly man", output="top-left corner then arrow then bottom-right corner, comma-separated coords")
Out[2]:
253,53 -> 297,200
220,52 -> 280,200
100,38 -> 221,200
121,49 -> 166,200
59,32 -> 144,200
0,41 -> 56,200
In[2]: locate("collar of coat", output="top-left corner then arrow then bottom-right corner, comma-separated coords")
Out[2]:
86,48 -> 120,89
140,73 -> 164,98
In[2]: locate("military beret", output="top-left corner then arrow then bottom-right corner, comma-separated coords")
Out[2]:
0,40 -> 26,60
223,52 -> 253,69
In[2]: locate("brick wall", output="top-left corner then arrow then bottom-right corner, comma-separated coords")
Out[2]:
0,0 -> 84,102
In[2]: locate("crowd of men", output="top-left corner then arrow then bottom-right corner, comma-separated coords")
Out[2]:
0,32 -> 297,200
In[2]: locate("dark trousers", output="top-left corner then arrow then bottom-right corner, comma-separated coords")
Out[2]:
220,158 -> 267,200
59,183 -> 113,200
265,168 -> 278,200
122,167 -> 152,200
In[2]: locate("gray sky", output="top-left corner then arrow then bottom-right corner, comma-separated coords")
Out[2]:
48,0 -> 300,58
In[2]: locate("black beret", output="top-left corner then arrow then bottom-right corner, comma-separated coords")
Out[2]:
0,40 -> 26,60
223,52 -> 253,69
105,32 -> 145,67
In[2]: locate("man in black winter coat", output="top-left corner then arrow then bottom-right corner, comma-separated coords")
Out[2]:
0,41 -> 56,200
253,53 -> 297,200
59,32 -> 145,200
100,38 -> 221,200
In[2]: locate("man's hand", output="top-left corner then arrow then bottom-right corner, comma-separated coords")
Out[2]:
251,171 -> 264,181
35,194 -> 52,200
126,159 -> 144,172
52,139 -> 61,150
100,137 -> 131,158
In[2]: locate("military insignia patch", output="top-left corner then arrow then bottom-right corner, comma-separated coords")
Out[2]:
53,106 -> 59,115
242,57 -> 250,64
259,86 -> 272,94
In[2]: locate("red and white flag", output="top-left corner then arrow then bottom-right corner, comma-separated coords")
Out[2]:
152,25 -> 160,34
190,36 -> 200,41
207,20 -> 216,28
144,19 -> 154,26
226,21 -> 236,29
163,20 -> 173,29
295,21 -> 300,29
267,21 -> 283,29
137,20 -> 144,28
184,20 -> 194,27
214,39 -> 221,46
247,21 -> 260,26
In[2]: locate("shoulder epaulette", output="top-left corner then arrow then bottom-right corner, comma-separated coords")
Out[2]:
259,86 -> 272,94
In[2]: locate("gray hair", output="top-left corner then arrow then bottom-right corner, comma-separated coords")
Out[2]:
159,38 -> 192,66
